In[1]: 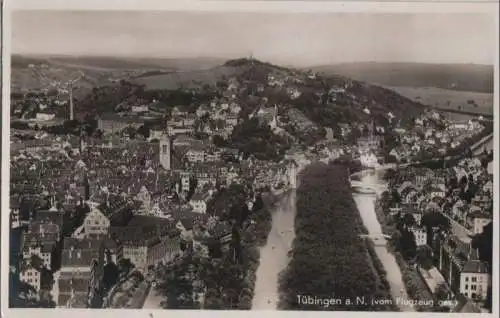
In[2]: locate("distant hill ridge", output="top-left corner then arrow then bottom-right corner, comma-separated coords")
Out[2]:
310,62 -> 494,94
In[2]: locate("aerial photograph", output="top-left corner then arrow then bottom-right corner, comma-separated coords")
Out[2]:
6,10 -> 495,313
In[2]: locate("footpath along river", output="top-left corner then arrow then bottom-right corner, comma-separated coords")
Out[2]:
352,169 -> 415,312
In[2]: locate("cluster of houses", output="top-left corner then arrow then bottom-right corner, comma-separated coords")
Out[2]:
9,117 -> 298,308
389,111 -> 485,161
389,156 -> 492,310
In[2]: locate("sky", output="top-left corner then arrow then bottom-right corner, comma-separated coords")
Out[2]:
11,11 -> 496,67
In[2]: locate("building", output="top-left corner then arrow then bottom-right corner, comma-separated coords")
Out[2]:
189,191 -> 213,214
466,211 -> 491,235
10,196 -> 21,229
57,238 -> 104,308
411,227 -> 428,247
19,266 -> 41,292
459,260 -> 490,301
135,186 -> 152,214
97,115 -> 142,135
113,216 -> 180,272
21,222 -> 60,270
35,113 -> 56,121
82,206 -> 111,237
159,136 -> 172,170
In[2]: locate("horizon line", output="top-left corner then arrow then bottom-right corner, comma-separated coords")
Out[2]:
11,52 -> 495,68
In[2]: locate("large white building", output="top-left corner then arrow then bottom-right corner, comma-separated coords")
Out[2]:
411,227 -> 428,247
459,261 -> 490,301
19,266 -> 41,292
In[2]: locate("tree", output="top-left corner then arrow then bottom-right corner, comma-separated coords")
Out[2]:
398,213 -> 416,230
416,245 -> 434,270
212,135 -> 228,147
118,258 -> 134,277
137,124 -> 151,139
399,229 -> 417,260
421,211 -> 450,245
102,262 -> 120,292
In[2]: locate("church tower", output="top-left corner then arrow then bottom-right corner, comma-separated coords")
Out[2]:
159,135 -> 172,170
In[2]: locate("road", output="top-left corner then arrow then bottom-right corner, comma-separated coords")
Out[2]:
142,279 -> 164,309
251,187 -> 297,309
352,170 -> 415,312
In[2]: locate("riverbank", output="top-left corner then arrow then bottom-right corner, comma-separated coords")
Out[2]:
373,198 -> 436,312
277,163 -> 396,311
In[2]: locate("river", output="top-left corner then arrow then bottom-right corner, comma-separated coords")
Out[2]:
251,188 -> 297,309
252,162 -> 414,311
352,170 -> 415,312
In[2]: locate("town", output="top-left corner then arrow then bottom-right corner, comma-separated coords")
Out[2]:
8,57 -> 493,312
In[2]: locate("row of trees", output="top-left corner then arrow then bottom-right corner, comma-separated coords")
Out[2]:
278,163 -> 395,311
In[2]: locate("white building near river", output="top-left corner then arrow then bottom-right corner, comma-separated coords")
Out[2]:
360,152 -> 379,168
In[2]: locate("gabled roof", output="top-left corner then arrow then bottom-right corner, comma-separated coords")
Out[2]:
462,260 -> 489,274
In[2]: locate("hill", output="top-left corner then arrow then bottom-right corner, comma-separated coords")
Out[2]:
310,62 -> 494,94
10,54 -> 226,93
77,58 -> 428,131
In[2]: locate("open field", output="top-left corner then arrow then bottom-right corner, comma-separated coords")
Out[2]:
385,86 -> 493,117
131,66 -> 240,91
310,62 -> 494,94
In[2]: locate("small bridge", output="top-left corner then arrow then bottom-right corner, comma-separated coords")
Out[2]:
359,233 -> 391,246
350,180 -> 387,194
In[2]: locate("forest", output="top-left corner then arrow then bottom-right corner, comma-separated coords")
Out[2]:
277,163 -> 395,311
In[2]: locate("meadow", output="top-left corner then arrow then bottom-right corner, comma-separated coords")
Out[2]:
386,86 -> 493,118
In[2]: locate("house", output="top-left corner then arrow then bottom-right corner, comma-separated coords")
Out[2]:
411,227 -> 428,247
10,196 -> 21,229
466,211 -> 491,235
429,186 -> 446,199
35,113 -> 56,121
176,219 -> 195,242
171,105 -> 190,117
225,115 -> 239,127
19,266 -> 42,292
208,223 -> 233,247
186,147 -> 207,163
113,216 -> 179,272
82,206 -> 111,238
189,191 -> 213,214
196,104 -> 210,118
22,222 -> 60,270
135,186 -> 152,213
57,238 -> 104,308
459,260 -> 490,301
482,180 -> 493,194
119,240 -> 148,272
146,236 -> 182,269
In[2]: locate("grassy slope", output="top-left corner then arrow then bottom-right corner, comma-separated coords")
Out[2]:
310,62 -> 494,94
386,86 -> 493,116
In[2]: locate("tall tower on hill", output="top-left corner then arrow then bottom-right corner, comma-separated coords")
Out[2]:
159,135 -> 172,170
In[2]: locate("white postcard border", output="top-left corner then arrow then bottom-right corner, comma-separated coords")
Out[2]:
2,1 -> 499,318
